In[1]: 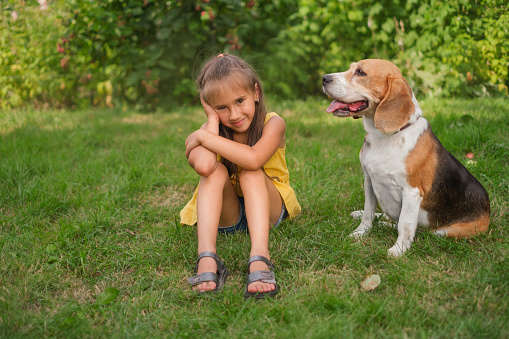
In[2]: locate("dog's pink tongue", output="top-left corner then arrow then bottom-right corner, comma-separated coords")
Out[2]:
327,100 -> 347,113
348,101 -> 365,111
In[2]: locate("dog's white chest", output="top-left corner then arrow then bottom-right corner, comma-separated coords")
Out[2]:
359,117 -> 430,223
360,136 -> 408,218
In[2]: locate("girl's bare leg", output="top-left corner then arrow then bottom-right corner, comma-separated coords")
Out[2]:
194,163 -> 239,292
239,169 -> 282,293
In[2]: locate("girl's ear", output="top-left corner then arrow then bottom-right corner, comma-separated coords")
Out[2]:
254,83 -> 260,102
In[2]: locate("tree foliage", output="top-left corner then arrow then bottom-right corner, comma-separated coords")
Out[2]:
0,0 -> 507,109
67,0 -> 296,109
0,1 -> 79,108
266,0 -> 509,98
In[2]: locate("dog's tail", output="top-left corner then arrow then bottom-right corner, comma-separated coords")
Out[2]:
433,214 -> 490,238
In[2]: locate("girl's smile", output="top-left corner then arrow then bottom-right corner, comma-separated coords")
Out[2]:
231,117 -> 246,127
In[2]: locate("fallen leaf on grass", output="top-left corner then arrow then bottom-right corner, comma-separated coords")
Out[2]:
47,256 -> 59,264
360,274 -> 381,291
96,287 -> 119,305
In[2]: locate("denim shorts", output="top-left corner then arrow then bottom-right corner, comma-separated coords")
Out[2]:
218,197 -> 288,234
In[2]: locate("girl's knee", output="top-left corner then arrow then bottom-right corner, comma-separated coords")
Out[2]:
199,162 -> 229,180
238,168 -> 265,186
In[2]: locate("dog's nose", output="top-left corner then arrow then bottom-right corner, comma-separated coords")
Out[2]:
322,74 -> 333,85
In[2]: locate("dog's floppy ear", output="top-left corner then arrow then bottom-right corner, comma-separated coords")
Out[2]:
374,76 -> 414,133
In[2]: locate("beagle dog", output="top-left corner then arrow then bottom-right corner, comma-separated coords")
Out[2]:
322,59 -> 490,257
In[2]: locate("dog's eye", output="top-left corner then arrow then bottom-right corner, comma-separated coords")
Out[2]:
355,68 -> 367,76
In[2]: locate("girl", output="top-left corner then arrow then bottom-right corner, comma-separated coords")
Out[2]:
180,53 -> 300,298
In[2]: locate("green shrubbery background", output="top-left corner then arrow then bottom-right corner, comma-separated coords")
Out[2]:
1,0 -> 507,109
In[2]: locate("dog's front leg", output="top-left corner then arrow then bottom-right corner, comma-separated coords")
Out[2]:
350,175 -> 377,238
388,187 -> 422,257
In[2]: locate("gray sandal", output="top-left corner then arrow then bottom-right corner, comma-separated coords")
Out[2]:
188,251 -> 228,292
244,255 -> 279,299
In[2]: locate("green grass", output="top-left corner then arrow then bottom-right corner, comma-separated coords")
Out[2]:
1,97 -> 508,338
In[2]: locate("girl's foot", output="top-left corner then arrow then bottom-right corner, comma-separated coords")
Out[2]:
194,256 -> 218,292
247,260 -> 276,293
244,255 -> 279,299
188,252 -> 228,293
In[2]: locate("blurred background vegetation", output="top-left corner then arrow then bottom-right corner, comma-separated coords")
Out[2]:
1,0 -> 507,110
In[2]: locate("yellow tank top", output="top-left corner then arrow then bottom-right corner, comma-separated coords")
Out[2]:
180,112 -> 301,225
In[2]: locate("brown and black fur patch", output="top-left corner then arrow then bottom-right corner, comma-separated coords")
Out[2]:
405,125 -> 438,198
408,127 -> 490,235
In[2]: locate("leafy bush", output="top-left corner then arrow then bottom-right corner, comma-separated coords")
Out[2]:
263,0 -> 508,98
68,0 -> 296,109
1,0 -> 507,109
0,1 -> 79,108
396,0 -> 509,97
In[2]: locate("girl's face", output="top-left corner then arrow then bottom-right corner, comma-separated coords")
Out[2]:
208,83 -> 259,136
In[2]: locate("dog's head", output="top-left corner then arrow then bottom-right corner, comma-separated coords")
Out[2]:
322,59 -> 415,134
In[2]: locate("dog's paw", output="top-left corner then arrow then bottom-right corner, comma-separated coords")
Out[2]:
388,241 -> 410,257
376,213 -> 392,222
351,211 -> 388,221
387,246 -> 404,257
349,224 -> 370,239
378,221 -> 396,228
349,231 -> 364,240
350,210 -> 364,219
433,229 -> 447,237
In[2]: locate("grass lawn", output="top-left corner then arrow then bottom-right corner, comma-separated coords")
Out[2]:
0,97 -> 508,338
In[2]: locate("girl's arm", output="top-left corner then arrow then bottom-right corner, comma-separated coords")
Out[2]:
185,116 -> 286,171
186,100 -> 221,177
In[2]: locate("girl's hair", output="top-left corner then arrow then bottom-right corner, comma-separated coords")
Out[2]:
196,53 -> 267,179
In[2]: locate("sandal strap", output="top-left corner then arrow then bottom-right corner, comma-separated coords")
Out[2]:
247,255 -> 276,272
188,272 -> 218,286
193,251 -> 225,273
246,270 -> 276,285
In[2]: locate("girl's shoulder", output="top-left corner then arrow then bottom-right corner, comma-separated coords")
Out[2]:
264,112 -> 283,124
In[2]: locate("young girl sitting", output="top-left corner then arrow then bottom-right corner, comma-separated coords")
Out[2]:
180,53 -> 300,298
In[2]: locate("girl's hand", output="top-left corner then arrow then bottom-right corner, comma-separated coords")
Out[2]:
201,98 -> 220,124
185,129 -> 203,159
185,98 -> 221,160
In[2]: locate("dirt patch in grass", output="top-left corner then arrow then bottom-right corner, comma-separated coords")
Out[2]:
138,185 -> 192,209
295,266 -> 358,291
61,277 -> 95,305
